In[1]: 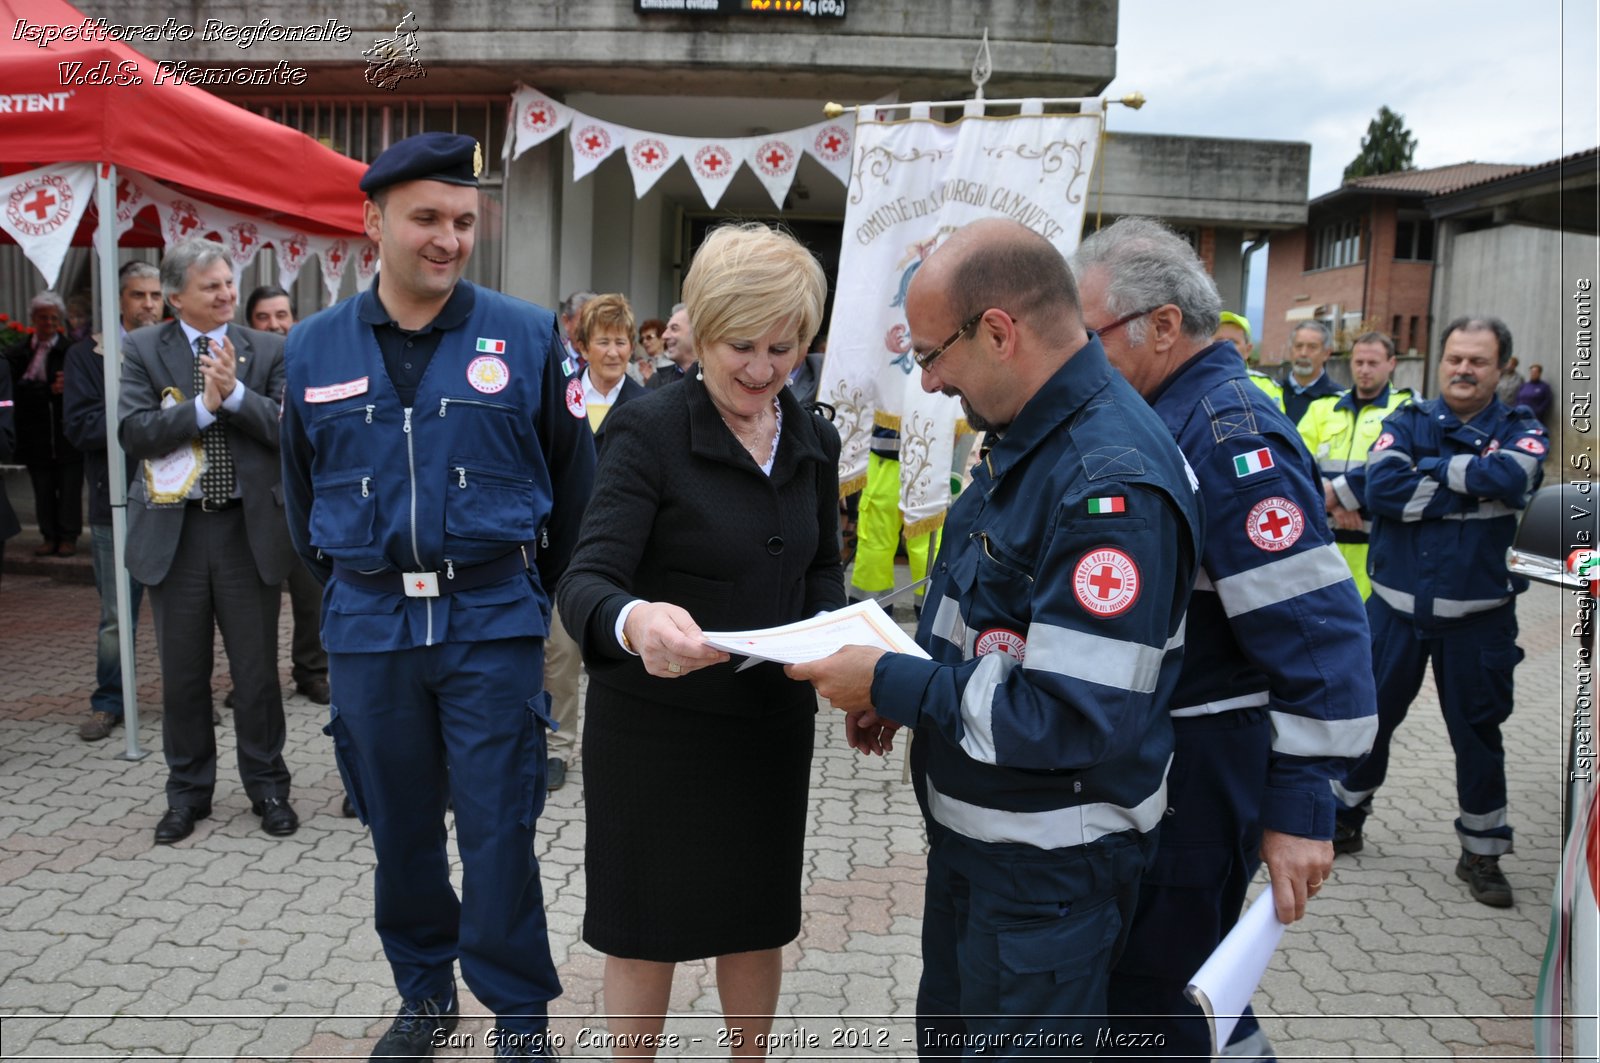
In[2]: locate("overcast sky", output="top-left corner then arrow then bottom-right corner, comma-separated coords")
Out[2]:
1100,0 -> 1597,324
1105,0 -> 1598,197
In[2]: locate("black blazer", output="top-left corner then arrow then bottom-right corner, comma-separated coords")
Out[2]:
558,372 -> 845,716
0,366 -> 19,542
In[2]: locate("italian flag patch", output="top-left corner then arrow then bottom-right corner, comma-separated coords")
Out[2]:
1233,447 -> 1275,478
1087,496 -> 1126,515
476,337 -> 506,354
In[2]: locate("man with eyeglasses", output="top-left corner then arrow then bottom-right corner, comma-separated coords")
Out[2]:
790,218 -> 1202,1053
1073,217 -> 1376,1062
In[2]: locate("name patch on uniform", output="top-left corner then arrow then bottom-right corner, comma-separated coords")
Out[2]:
1515,436 -> 1548,456
564,376 -> 586,419
1086,496 -> 1125,515
0,399 -> 12,408
1072,547 -> 1141,618
1246,497 -> 1305,552
1372,432 -> 1395,451
1233,447 -> 1275,478
304,377 -> 369,403
467,355 -> 510,394
476,337 -> 506,354
975,628 -> 1027,661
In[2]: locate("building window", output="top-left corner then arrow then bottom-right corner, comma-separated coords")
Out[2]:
1394,214 -> 1435,261
1392,315 -> 1402,343
1311,217 -> 1361,270
1408,316 -> 1420,354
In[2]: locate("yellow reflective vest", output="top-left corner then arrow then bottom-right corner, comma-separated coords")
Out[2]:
1247,369 -> 1284,411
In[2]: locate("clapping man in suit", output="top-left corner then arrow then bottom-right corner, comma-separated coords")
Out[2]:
119,237 -> 300,844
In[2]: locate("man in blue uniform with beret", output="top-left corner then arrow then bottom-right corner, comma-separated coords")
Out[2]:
280,132 -> 596,1061
792,218 -> 1203,1054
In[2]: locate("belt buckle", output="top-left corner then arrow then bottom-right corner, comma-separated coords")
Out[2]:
402,571 -> 440,597
201,498 -> 228,513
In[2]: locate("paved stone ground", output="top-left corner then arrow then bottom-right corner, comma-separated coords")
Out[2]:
0,547 -> 1579,1061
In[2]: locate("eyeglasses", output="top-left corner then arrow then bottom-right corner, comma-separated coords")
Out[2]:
1090,306 -> 1159,337
914,310 -> 988,372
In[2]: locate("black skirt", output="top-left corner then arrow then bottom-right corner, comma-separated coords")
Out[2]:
581,678 -> 816,962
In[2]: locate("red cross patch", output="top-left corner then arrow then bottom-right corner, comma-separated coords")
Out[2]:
1373,432 -> 1395,451
1514,436 -> 1547,456
975,628 -> 1026,661
1245,497 -> 1305,552
565,377 -> 586,419
1072,547 -> 1141,618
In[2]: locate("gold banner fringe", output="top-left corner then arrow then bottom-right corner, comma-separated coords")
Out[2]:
901,511 -> 948,540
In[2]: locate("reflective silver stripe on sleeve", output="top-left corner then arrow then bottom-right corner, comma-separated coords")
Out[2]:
1268,711 -> 1378,759
1434,594 -> 1511,618
1170,690 -> 1270,718
930,595 -> 970,657
1211,545 -> 1353,616
1459,806 -> 1508,831
1366,447 -> 1412,466
1446,455 -> 1473,494
1331,778 -> 1377,809
1370,580 -> 1415,614
1023,618 -> 1182,695
926,774 -> 1168,849
957,652 -> 1018,765
1461,833 -> 1512,855
1320,458 -> 1354,474
1403,478 -> 1438,521
1220,1026 -> 1278,1062
1333,474 -> 1360,512
1504,448 -> 1541,491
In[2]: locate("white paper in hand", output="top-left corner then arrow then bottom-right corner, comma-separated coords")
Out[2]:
701,599 -> 929,668
1184,888 -> 1286,1056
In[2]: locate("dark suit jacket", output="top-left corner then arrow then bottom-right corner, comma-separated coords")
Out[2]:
0,367 -> 18,542
64,334 -> 139,526
558,373 -> 845,716
117,321 -> 294,586
5,333 -> 76,466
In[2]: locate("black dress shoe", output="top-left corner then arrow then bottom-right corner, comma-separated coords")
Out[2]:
297,676 -> 332,705
341,793 -> 358,819
545,757 -> 567,791
154,805 -> 209,844
252,796 -> 300,836
223,689 -> 236,709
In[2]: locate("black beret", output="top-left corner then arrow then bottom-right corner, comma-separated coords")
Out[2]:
360,132 -> 482,195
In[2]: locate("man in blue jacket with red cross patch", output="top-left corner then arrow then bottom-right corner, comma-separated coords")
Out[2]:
1335,316 -> 1546,907
1073,217 -> 1377,1062
792,218 -> 1203,1055
280,132 -> 595,1061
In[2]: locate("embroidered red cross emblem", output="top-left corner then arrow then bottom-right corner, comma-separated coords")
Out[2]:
328,247 -> 343,268
116,178 -> 134,205
765,149 -> 787,169
1087,565 -> 1123,599
641,147 -> 660,164
23,189 -> 56,220
528,109 -> 548,125
237,229 -> 255,249
585,134 -> 603,151
1256,508 -> 1292,540
704,154 -> 723,171
825,134 -> 843,152
414,579 -> 427,592
177,212 -> 199,234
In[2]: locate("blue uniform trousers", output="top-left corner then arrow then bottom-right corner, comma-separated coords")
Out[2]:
1106,710 -> 1272,1062
326,638 -> 560,1032
1336,596 -> 1520,855
916,827 -> 1150,1060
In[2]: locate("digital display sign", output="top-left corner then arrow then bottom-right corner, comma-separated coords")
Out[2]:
635,0 -> 846,18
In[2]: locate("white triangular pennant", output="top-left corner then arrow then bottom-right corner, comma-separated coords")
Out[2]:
802,118 -> 856,187
685,139 -> 740,208
354,240 -> 379,292
110,170 -> 153,240
624,132 -> 684,198
274,232 -> 314,289
0,163 -> 96,288
155,194 -> 223,247
744,134 -> 804,210
569,119 -> 625,182
511,85 -> 576,159
223,218 -> 267,272
318,238 -> 351,305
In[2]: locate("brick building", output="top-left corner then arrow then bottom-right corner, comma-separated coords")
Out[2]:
1262,162 -> 1524,365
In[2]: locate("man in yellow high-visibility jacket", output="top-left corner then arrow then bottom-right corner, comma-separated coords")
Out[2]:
1214,311 -> 1284,411
1301,330 -> 1412,598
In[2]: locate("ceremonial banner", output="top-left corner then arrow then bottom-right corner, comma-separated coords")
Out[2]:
0,162 -> 95,288
821,99 -> 1103,534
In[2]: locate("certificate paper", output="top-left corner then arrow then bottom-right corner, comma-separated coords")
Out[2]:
1184,888 -> 1286,1056
701,599 -> 931,666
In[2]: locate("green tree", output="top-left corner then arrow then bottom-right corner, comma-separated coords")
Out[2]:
1344,106 -> 1418,181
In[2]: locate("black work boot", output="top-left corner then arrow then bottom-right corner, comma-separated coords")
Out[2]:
371,991 -> 459,1060
1456,852 -> 1514,908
